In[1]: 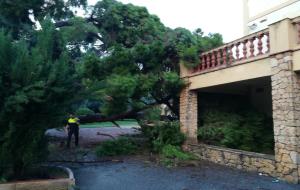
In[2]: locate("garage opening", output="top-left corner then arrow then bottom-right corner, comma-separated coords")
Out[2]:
197,76 -> 274,154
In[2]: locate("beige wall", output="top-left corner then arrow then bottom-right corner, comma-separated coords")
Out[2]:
188,58 -> 271,90
293,49 -> 300,71
248,0 -> 291,18
244,0 -> 300,35
269,18 -> 297,55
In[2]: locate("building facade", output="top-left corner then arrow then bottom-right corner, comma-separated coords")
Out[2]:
180,5 -> 300,183
243,0 -> 300,35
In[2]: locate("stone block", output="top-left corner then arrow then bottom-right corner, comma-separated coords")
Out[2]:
289,151 -> 300,164
271,58 -> 278,67
15,179 -> 70,190
284,174 -> 298,184
281,153 -> 293,163
0,184 -> 16,190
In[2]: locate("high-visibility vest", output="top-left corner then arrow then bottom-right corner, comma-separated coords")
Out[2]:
68,118 -> 79,124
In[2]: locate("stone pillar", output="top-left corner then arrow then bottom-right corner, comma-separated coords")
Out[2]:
271,52 -> 300,183
180,84 -> 198,145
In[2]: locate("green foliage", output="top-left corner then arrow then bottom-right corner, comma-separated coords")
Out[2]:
95,138 -> 138,157
101,74 -> 138,116
180,46 -> 199,68
1,0 -> 224,125
75,107 -> 94,116
0,0 -> 224,181
0,0 -> 87,37
160,144 -> 196,168
0,20 -> 80,178
173,27 -> 223,68
198,110 -> 274,154
93,0 -> 166,48
161,145 -> 194,160
142,121 -> 185,152
77,0 -> 222,118
141,107 -> 161,123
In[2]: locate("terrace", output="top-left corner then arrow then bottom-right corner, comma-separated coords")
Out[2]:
180,17 -> 300,89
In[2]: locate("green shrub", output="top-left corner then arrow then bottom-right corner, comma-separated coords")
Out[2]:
197,109 -> 274,154
161,145 -> 196,168
142,121 -> 185,152
161,145 -> 194,160
95,138 -> 138,157
75,107 -> 94,116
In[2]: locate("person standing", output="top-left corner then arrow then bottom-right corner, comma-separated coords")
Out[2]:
66,114 -> 80,148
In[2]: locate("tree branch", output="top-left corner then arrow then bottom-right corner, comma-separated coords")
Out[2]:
54,18 -> 103,42
111,121 -> 121,128
151,93 -> 178,117
96,132 -> 116,140
79,106 -> 154,123
54,20 -> 74,28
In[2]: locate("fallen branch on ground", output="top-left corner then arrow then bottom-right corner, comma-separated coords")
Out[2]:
96,132 -> 116,140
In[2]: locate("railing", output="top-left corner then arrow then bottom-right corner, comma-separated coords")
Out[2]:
191,29 -> 270,74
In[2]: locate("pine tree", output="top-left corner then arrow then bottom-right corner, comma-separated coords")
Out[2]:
0,20 -> 80,178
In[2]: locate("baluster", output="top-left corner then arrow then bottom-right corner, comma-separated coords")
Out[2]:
201,55 -> 206,70
198,63 -> 202,71
229,45 -> 234,64
249,37 -> 255,57
206,53 -> 211,68
223,47 -> 227,65
242,39 -> 248,60
193,65 -> 197,73
266,32 -> 270,53
257,33 -> 263,55
236,42 -> 240,60
211,51 -> 216,68
197,56 -> 202,71
217,49 -> 221,66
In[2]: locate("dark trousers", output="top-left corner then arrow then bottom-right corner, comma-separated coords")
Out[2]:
67,126 -> 79,148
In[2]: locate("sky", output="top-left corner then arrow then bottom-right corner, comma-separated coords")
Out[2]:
87,0 -> 244,42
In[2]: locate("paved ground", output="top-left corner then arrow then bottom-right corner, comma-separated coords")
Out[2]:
47,125 -> 300,190
71,158 -> 300,190
46,126 -> 140,146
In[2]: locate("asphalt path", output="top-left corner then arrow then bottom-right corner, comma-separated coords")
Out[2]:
72,159 -> 300,190
46,126 -> 140,146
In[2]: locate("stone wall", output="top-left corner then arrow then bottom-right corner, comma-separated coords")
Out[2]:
0,178 -> 74,190
189,144 -> 276,177
271,51 -> 300,183
180,84 -> 198,144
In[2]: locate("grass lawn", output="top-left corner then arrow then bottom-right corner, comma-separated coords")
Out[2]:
80,119 -> 139,128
